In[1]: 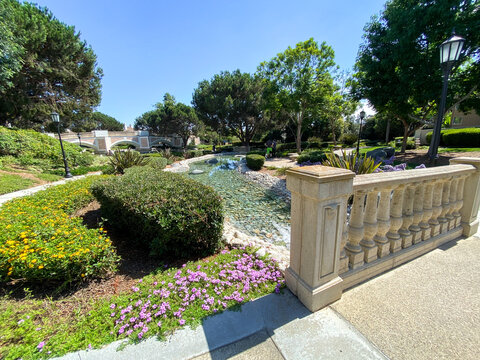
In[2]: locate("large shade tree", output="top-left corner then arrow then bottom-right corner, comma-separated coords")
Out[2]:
192,70 -> 267,151
258,38 -> 338,153
0,0 -> 103,130
351,0 -> 480,153
135,93 -> 201,148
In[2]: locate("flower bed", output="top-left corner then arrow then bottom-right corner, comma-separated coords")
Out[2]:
0,246 -> 284,359
0,176 -> 119,283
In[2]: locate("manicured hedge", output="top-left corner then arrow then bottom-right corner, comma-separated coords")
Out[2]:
147,157 -> 168,170
0,176 -> 119,283
297,150 -> 327,164
246,154 -> 265,170
91,166 -> 224,258
426,128 -> 480,147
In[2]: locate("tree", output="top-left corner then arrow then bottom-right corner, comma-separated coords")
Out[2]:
80,112 -> 124,131
0,0 -> 103,130
0,0 -> 22,94
352,0 -> 480,153
135,93 -> 201,148
192,70 -> 267,151
258,38 -> 338,153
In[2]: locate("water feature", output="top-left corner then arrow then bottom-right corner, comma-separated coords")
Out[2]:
186,156 -> 291,248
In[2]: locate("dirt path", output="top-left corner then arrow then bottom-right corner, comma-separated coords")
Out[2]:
396,149 -> 480,167
0,169 -> 48,185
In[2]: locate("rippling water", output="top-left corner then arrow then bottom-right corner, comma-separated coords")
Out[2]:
185,156 -> 291,248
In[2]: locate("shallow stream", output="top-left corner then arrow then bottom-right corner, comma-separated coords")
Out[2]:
186,157 -> 291,248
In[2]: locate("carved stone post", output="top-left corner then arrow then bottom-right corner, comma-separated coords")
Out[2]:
374,188 -> 392,258
453,177 -> 466,228
420,183 -> 434,241
285,165 -> 354,312
446,179 -> 458,231
438,180 -> 451,234
410,183 -> 424,244
450,158 -> 480,236
387,185 -> 404,253
360,190 -> 379,263
339,217 -> 349,274
399,185 -> 414,248
429,180 -> 444,237
346,190 -> 367,269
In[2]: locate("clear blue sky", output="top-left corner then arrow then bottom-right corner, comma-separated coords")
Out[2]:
31,0 -> 386,126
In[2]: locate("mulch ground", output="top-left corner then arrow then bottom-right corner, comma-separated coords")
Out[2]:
394,149 -> 480,167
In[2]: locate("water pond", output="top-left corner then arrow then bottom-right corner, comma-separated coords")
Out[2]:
186,157 -> 290,248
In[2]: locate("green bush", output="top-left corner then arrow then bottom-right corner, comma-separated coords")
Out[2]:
0,176 -> 119,283
246,154 -> 265,170
91,167 -> 224,258
341,133 -> 358,146
297,150 -> 327,164
147,157 -> 168,170
0,127 -> 93,169
322,151 -> 380,174
185,149 -> 204,158
108,150 -> 149,174
247,150 -> 266,156
442,128 -> 480,147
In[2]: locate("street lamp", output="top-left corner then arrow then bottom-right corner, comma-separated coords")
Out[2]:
356,110 -> 366,155
51,112 -> 73,178
77,132 -> 82,148
428,34 -> 465,161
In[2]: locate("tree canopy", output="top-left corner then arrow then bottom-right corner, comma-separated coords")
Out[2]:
192,70 -> 267,151
0,0 -> 103,130
352,0 -> 480,152
77,112 -> 124,132
258,38 -> 338,152
135,93 -> 201,148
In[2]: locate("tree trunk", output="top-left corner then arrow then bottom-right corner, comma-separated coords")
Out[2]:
295,114 -> 302,153
400,119 -> 409,154
385,118 -> 391,144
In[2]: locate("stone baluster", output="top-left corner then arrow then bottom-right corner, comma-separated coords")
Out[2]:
452,177 -> 466,228
429,180 -> 444,237
446,179 -> 458,231
399,185 -> 414,248
339,208 -> 349,274
387,185 -> 404,253
346,190 -> 367,269
410,183 -> 424,244
450,158 -> 480,236
420,183 -> 434,241
374,188 -> 392,258
438,179 -> 451,234
360,189 -> 379,263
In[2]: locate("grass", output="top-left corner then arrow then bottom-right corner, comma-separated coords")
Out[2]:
0,174 -> 37,195
35,173 -> 63,182
437,147 -> 480,153
0,246 -> 284,359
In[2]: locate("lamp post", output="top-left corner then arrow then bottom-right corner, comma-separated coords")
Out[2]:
356,110 -> 366,155
51,112 -> 73,178
77,132 -> 82,147
428,34 -> 465,161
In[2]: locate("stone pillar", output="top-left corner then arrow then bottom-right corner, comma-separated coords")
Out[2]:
387,185 -> 405,252
438,180 -> 451,234
286,165 -> 355,312
453,177 -> 466,228
346,190 -> 367,269
360,190 -> 379,263
420,183 -> 434,241
374,188 -> 392,258
446,179 -> 458,231
429,180 -> 444,237
410,183 -> 424,244
399,185 -> 414,248
450,158 -> 480,236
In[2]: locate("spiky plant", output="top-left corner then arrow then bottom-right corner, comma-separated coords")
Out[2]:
108,150 -> 149,174
322,150 -> 380,174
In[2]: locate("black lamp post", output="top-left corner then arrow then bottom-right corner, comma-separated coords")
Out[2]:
428,34 -> 465,161
77,132 -> 82,147
51,112 -> 73,178
356,110 -> 366,155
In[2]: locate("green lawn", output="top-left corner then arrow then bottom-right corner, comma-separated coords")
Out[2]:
0,174 -> 36,195
438,147 -> 480,153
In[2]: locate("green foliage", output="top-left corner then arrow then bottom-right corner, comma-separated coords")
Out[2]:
427,128 -> 480,147
258,38 -> 338,153
341,133 -> 358,146
246,154 -> 265,171
78,112 -> 124,132
193,70 -> 267,149
91,166 -> 224,258
108,150 -> 149,174
0,174 -> 36,195
146,156 -> 168,170
0,176 -> 119,283
0,0 -> 22,93
297,150 -> 327,164
184,150 -> 204,159
322,150 -> 380,174
0,0 -> 103,130
0,127 -> 94,171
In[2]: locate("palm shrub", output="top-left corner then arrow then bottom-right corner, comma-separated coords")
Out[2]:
322,150 -> 380,174
91,166 -> 224,258
108,150 -> 149,174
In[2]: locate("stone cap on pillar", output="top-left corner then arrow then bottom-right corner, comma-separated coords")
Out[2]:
450,157 -> 480,169
286,165 -> 355,183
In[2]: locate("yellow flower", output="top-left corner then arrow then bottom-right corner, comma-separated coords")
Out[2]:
38,265 -> 44,269
31,259 -> 37,263
81,273 -> 85,277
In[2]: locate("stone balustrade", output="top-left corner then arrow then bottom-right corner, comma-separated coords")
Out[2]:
286,157 -> 480,312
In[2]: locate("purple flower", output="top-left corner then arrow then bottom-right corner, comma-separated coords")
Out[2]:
179,319 -> 186,325
110,304 -> 116,309
37,341 -> 45,351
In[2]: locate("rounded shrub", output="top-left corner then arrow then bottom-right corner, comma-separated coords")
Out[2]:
297,150 -> 327,164
246,154 -> 265,171
341,133 -> 358,146
91,167 -> 224,258
147,157 -> 168,170
442,128 -> 480,147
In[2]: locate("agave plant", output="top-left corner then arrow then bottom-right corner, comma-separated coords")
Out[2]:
322,150 -> 381,174
108,149 -> 149,174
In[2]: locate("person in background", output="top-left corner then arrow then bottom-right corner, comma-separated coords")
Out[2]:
272,140 -> 277,157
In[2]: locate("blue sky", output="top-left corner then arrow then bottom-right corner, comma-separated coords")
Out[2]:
32,0 -> 386,126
